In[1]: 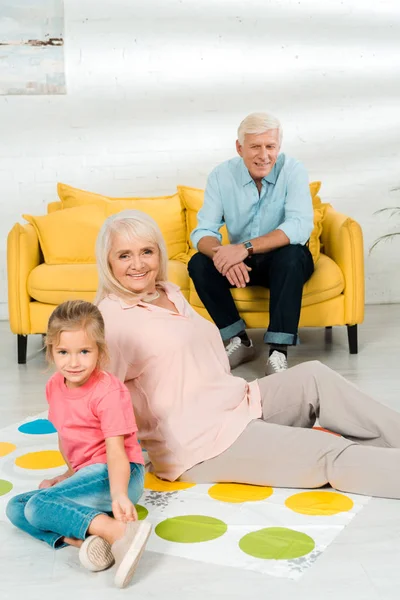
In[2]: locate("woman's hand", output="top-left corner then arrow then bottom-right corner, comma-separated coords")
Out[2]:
112,494 -> 138,522
39,470 -> 73,489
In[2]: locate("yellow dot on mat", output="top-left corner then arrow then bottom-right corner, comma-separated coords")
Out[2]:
285,491 -> 354,516
144,472 -> 196,492
0,442 -> 17,457
208,483 -> 273,503
15,450 -> 65,470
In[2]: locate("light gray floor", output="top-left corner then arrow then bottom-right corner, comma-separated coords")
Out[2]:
1,305 -> 400,600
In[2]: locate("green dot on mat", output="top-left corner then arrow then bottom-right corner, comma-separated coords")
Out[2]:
0,479 -> 13,496
239,527 -> 315,560
135,504 -> 148,520
155,515 -> 228,543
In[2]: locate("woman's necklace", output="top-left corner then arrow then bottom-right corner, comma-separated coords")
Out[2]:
142,290 -> 161,303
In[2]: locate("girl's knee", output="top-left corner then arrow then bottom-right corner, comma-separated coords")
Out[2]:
6,490 -> 40,526
24,493 -> 45,527
5,495 -> 20,525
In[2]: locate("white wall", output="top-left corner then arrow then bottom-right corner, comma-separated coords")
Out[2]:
1,0 -> 400,319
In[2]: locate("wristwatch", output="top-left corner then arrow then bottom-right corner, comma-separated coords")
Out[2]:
243,240 -> 254,257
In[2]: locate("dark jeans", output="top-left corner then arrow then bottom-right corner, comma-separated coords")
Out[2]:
188,244 -> 314,345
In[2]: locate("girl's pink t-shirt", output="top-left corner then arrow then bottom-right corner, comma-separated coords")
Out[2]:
47,370 -> 144,471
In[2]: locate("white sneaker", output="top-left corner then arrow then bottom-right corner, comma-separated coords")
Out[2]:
112,521 -> 152,588
265,350 -> 288,376
225,336 -> 255,369
79,535 -> 114,572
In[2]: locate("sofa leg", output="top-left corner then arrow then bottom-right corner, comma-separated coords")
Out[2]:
324,326 -> 333,343
18,335 -> 27,364
347,325 -> 358,354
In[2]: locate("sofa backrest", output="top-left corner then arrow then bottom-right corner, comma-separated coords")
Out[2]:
38,185 -> 188,264
38,180 -> 325,265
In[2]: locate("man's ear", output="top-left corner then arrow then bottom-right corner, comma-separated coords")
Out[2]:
236,139 -> 243,157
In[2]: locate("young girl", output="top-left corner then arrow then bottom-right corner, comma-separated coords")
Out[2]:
6,300 -> 151,589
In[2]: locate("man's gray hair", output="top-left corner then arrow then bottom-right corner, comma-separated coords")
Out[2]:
237,112 -> 282,145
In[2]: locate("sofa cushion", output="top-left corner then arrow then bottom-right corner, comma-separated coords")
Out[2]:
308,204 -> 326,263
177,181 -> 325,263
189,253 -> 344,312
23,205 -> 106,265
58,182 -> 113,207
309,181 -> 321,199
28,260 -> 190,305
28,264 -> 98,304
57,183 -> 187,259
25,198 -> 187,265
177,185 -> 230,247
105,197 -> 187,259
58,182 -> 177,208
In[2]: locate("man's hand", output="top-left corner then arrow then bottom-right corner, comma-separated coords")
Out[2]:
39,470 -> 73,489
212,244 -> 248,275
112,494 -> 138,523
226,262 -> 252,288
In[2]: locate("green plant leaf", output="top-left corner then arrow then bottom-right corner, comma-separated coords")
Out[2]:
373,207 -> 400,217
369,232 -> 400,254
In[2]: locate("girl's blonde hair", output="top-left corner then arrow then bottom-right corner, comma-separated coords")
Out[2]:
94,209 -> 168,305
45,300 -> 108,369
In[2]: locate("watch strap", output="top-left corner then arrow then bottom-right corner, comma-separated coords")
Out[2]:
243,241 -> 254,256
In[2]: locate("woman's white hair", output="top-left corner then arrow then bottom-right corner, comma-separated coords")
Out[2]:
237,112 -> 282,145
94,209 -> 168,305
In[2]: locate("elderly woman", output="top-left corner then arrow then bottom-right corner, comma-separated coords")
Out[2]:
95,210 -> 400,499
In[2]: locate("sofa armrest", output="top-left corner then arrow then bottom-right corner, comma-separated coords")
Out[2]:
7,223 -> 42,334
320,206 -> 364,325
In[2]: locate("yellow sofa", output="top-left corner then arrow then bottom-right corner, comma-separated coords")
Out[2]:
7,182 -> 364,363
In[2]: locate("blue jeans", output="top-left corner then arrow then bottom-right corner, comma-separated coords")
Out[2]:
6,462 -> 144,549
188,245 -> 314,345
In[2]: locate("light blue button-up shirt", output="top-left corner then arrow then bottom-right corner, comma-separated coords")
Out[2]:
191,153 -> 314,249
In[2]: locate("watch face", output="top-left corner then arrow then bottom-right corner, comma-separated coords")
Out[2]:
244,241 -> 253,256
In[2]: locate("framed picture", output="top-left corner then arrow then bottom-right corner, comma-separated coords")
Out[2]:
0,0 -> 65,95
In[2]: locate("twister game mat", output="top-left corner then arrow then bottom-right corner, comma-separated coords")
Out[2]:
0,414 -> 369,579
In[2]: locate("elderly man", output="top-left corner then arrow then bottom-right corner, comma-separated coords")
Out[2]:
188,112 -> 314,375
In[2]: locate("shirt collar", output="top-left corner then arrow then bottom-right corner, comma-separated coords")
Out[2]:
239,155 -> 282,187
109,281 -> 180,310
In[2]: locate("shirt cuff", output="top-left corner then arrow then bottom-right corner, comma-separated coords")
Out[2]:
103,428 -> 137,438
277,223 -> 309,246
190,230 -> 222,250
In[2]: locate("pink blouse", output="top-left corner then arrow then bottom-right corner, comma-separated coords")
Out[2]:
98,282 -> 261,481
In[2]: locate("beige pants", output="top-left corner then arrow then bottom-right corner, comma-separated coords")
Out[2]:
181,361 -> 400,498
